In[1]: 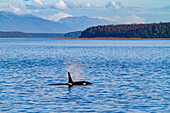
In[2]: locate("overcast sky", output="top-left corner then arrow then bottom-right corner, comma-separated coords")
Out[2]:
0,0 -> 169,24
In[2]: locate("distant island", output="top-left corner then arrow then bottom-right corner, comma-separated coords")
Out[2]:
80,22 -> 170,38
0,31 -> 81,38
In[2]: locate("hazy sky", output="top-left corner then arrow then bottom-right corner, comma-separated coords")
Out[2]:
0,0 -> 169,24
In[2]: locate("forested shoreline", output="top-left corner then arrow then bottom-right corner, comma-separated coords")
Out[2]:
80,22 -> 170,38
1,22 -> 170,39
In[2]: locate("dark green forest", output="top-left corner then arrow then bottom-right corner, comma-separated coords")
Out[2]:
80,22 -> 170,38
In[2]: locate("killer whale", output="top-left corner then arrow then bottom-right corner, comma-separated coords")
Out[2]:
49,72 -> 92,86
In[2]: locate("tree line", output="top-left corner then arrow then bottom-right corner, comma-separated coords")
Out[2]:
80,22 -> 170,38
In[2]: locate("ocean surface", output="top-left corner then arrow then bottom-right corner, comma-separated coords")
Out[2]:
0,39 -> 170,112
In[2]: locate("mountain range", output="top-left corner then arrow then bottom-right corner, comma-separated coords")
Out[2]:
0,11 -> 112,33
0,11 -> 73,33
58,16 -> 112,31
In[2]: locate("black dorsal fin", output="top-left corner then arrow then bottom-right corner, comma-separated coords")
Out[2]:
68,72 -> 73,83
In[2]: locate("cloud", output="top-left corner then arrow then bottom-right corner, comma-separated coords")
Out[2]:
24,0 -> 46,9
53,0 -> 67,10
25,9 -> 39,14
0,8 -> 7,11
44,12 -> 72,22
24,0 -> 43,6
106,1 -> 125,10
34,0 -> 43,6
9,2 -> 39,14
67,2 -> 93,9
24,0 -> 93,10
9,4 -> 22,14
85,3 -> 91,8
98,15 -> 145,24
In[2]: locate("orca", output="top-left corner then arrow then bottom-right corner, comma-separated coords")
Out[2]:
49,72 -> 92,86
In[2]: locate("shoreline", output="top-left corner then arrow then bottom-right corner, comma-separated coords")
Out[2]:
1,37 -> 170,40
54,37 -> 170,40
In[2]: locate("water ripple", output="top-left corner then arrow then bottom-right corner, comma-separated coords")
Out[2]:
0,39 -> 170,112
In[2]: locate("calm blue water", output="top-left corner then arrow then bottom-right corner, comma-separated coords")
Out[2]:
0,39 -> 170,112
